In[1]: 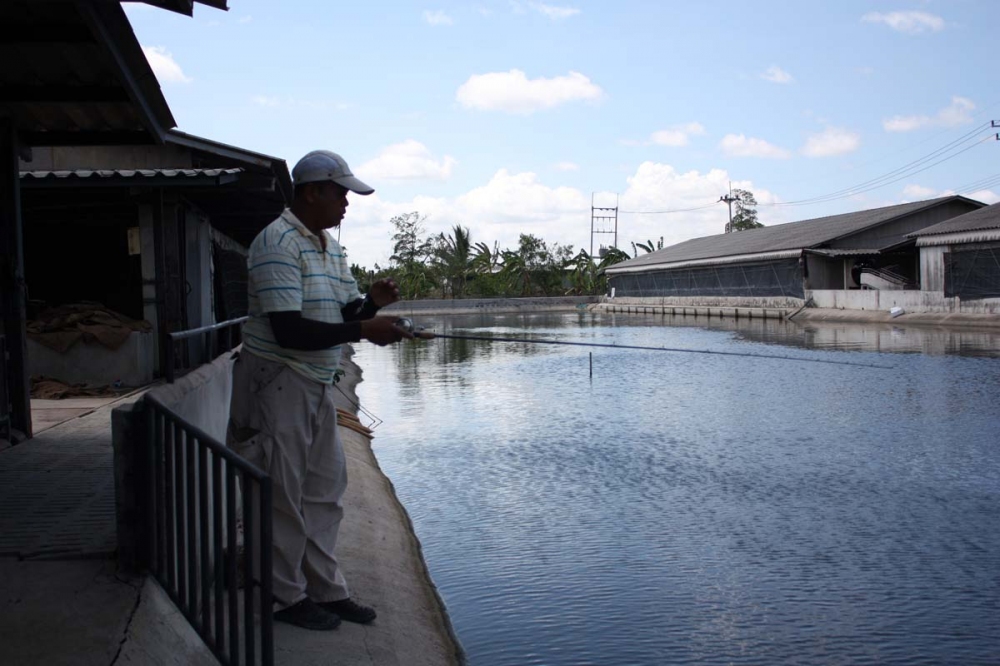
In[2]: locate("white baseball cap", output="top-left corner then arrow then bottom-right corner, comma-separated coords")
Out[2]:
292,150 -> 374,195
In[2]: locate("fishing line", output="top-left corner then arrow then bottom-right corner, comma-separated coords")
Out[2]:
395,319 -> 893,370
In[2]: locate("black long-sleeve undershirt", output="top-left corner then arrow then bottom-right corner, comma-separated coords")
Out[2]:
268,297 -> 381,351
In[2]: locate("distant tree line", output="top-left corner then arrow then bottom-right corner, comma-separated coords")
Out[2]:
348,190 -> 762,299
348,212 -> 631,300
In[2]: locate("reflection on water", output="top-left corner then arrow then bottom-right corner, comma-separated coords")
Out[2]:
356,312 -> 1000,666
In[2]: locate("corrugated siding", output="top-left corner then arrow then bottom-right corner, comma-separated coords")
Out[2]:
829,200 -> 980,250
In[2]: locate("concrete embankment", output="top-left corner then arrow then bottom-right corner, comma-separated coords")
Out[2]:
789,307 -> 1000,330
310,348 -> 465,666
382,295 -> 597,317
108,349 -> 463,666
590,300 -> 1000,330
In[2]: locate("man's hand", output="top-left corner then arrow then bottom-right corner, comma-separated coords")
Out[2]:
360,316 -> 413,346
368,278 -> 401,307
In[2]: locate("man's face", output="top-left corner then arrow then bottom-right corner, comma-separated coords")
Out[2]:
310,182 -> 350,229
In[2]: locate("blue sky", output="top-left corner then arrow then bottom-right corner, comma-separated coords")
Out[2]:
126,1 -> 1000,269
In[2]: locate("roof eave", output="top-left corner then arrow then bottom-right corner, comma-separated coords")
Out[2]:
605,249 -> 803,275
74,0 -> 175,144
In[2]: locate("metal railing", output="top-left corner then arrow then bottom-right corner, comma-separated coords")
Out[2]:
166,316 -> 249,383
143,394 -> 273,666
859,267 -> 916,289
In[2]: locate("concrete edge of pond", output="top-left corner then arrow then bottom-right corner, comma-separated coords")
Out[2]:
288,346 -> 467,666
789,307 -> 1000,329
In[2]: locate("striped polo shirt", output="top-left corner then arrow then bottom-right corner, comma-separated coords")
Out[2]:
242,210 -> 362,384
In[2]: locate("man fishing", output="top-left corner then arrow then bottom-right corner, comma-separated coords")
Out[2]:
227,149 -> 412,631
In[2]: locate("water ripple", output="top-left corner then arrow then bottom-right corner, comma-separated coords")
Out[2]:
359,313 -> 1000,666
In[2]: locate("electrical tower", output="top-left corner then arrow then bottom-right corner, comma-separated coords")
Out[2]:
591,193 -> 618,258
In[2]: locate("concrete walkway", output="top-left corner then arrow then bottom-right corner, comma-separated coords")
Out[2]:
0,352 -> 463,665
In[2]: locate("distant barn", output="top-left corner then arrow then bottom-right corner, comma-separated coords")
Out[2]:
606,196 -> 983,300
907,201 -> 1000,304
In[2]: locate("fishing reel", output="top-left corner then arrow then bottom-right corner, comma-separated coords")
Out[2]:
395,318 -> 433,338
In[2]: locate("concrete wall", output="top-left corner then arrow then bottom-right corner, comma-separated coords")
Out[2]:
28,331 -> 154,387
807,289 -> 1000,314
144,349 -> 234,442
604,295 -> 805,309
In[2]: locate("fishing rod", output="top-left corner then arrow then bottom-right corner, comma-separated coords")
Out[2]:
394,318 -> 894,370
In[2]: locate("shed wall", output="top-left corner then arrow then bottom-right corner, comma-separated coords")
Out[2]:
608,258 -> 804,299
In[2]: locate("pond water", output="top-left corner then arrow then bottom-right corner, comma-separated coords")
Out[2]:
354,312 -> 1000,666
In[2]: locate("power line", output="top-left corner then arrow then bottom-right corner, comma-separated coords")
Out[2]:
954,172 -> 1000,195
619,201 -> 721,215
614,121 -> 997,216
761,124 -> 995,207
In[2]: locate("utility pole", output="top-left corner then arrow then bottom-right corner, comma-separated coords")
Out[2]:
719,182 -> 737,234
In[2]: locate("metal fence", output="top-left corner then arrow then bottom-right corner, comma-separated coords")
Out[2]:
143,394 -> 273,666
166,316 -> 248,383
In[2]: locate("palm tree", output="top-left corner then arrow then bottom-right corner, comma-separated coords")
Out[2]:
432,225 -> 472,298
567,249 -> 597,295
469,241 -> 502,297
631,236 -> 664,256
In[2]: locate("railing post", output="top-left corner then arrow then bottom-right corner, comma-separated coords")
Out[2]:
111,400 -> 151,573
166,335 -> 176,383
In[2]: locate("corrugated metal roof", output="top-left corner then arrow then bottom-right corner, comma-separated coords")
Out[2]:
805,248 -> 882,257
20,168 -> 242,181
909,202 -> 1000,237
606,196 -> 974,275
916,229 -> 1000,246
1,1 -> 175,146
166,130 -> 293,202
131,0 -> 229,15
603,250 -> 802,275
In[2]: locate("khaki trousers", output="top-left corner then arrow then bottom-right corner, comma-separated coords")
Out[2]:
227,350 -> 349,606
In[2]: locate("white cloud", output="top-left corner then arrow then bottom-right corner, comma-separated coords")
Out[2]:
883,96 -> 976,132
142,46 -> 192,84
618,163 -> 784,247
238,15 -> 253,24
901,184 -> 1000,205
423,10 -> 454,26
529,2 -> 580,19
761,65 -> 793,84
802,127 -> 861,157
902,184 -> 937,198
344,168 -> 590,267
456,69 -> 603,114
339,162 -> 788,269
356,140 -> 456,181
968,189 -> 1000,205
650,122 -> 706,147
554,161 -> 579,171
719,134 -> 791,159
862,10 -> 945,34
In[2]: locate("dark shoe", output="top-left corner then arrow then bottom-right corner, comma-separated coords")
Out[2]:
319,598 -> 377,624
274,599 -> 341,630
